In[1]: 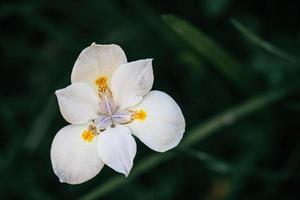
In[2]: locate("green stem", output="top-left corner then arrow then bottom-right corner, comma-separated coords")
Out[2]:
230,19 -> 297,63
78,87 -> 294,200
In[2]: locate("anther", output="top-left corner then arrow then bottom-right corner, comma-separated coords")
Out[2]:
95,76 -> 108,93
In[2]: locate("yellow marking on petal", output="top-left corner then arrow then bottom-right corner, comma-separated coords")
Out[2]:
81,130 -> 95,142
133,109 -> 147,121
95,76 -> 108,92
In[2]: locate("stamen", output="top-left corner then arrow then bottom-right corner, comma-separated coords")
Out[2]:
81,130 -> 95,142
133,109 -> 147,121
88,124 -> 97,132
95,76 -> 108,92
81,124 -> 97,142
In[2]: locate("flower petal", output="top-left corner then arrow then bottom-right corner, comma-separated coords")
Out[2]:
111,59 -> 154,109
55,82 -> 100,124
71,43 -> 127,89
50,124 -> 104,184
127,91 -> 185,152
97,126 -> 136,176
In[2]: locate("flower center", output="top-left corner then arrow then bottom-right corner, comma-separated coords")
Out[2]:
81,77 -> 148,142
94,89 -> 132,131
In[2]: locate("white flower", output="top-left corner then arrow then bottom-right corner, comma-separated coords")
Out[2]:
50,43 -> 186,184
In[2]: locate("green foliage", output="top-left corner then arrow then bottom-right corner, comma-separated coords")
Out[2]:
162,15 -> 254,91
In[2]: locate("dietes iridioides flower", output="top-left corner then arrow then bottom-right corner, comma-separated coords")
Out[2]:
50,43 -> 185,184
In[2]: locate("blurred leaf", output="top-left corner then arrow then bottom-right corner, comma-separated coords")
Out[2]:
231,19 -> 297,63
161,14 -> 254,91
79,86 -> 294,200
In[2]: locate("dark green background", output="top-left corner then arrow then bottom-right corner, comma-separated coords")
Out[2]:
1,0 -> 300,199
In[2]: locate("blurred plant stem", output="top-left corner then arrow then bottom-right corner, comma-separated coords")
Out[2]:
180,148 -> 296,180
230,19 -> 297,63
78,86 -> 295,200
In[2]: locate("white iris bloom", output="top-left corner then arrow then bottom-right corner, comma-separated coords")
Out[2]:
51,43 -> 185,184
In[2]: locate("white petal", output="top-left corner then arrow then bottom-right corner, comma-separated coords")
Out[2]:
55,82 -> 100,124
50,124 -> 104,184
111,59 -> 154,109
127,91 -> 185,152
97,126 -> 136,176
71,43 -> 127,88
